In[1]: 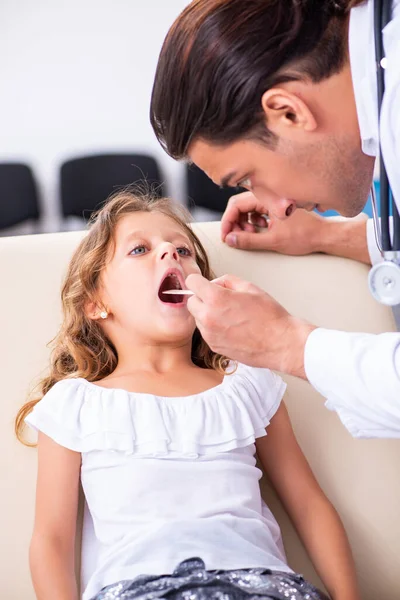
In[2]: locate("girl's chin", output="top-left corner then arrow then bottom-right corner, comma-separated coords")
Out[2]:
156,321 -> 196,342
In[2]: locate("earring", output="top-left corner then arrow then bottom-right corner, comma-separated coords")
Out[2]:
100,310 -> 108,319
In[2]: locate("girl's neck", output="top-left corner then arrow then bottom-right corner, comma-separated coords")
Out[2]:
112,341 -> 195,377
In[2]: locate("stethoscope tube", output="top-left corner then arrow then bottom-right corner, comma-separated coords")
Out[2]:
368,0 -> 400,306
377,0 -> 400,252
373,0 -> 400,255
374,0 -> 391,252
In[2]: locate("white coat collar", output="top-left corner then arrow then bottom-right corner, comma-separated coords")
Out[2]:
348,0 -> 400,158
348,0 -> 379,157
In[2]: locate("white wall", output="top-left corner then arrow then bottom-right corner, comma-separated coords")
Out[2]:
0,0 -> 191,232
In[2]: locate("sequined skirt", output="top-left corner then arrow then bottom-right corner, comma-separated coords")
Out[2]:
91,557 -> 329,600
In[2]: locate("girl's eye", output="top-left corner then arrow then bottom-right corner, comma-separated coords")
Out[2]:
177,246 -> 192,257
129,245 -> 149,256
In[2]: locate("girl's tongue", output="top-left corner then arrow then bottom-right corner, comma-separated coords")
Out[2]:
159,273 -> 184,304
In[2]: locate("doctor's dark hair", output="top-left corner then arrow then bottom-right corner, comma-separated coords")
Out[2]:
15,191 -> 231,444
150,0 -> 365,158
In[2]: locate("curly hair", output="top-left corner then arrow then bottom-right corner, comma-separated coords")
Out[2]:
15,191 -> 232,444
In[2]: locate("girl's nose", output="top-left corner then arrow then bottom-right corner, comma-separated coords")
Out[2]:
159,243 -> 178,261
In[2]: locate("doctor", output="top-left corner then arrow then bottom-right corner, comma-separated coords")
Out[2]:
150,0 -> 400,438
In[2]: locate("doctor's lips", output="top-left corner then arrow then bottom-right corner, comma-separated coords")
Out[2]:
292,203 -> 319,213
158,269 -> 187,304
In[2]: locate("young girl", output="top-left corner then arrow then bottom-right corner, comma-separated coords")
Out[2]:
16,192 -> 360,600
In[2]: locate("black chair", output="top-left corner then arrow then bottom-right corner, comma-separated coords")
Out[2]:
186,164 -> 242,215
60,154 -> 166,220
0,163 -> 40,231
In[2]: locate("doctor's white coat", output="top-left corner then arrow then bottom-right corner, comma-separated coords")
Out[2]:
304,0 -> 400,438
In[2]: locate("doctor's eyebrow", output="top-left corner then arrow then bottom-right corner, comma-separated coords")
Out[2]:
219,171 -> 238,189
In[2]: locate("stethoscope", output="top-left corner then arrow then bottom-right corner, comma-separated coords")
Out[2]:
368,0 -> 400,306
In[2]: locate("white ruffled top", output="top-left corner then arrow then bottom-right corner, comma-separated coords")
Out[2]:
26,363 -> 290,600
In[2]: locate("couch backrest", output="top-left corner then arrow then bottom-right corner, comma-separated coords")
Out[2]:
1,222 -> 399,599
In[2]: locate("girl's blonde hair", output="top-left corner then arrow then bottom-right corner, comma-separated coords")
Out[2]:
15,190 -> 231,444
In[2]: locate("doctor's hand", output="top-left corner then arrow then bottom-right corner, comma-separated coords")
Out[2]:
221,191 -> 370,264
185,273 -> 315,379
221,191 -> 326,255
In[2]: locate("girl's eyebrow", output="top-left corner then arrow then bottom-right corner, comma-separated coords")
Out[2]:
124,230 -> 147,244
123,230 -> 193,247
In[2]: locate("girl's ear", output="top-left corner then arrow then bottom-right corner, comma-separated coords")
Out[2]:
86,301 -> 108,321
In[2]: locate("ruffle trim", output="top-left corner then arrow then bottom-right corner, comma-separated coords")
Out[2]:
25,364 -> 286,456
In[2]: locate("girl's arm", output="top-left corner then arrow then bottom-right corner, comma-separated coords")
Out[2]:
30,432 -> 81,600
256,403 -> 361,600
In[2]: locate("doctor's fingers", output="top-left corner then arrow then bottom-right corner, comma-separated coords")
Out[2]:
230,212 -> 268,233
221,192 -> 269,240
230,209 -> 327,255
186,273 -> 222,304
212,274 -> 261,295
186,295 -> 219,339
224,228 -> 278,251
224,210 -> 319,252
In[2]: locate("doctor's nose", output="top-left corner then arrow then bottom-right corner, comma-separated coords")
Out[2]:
269,198 -> 296,220
159,243 -> 179,262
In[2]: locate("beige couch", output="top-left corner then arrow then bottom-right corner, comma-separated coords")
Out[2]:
1,222 -> 400,600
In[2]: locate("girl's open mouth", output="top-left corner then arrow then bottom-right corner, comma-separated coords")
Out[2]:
158,272 -> 186,304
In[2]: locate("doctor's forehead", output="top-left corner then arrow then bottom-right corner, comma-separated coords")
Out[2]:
188,138 -> 253,186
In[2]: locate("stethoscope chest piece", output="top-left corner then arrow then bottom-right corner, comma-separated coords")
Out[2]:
368,257 -> 400,306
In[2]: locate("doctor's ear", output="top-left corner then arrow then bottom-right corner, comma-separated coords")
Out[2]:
261,88 -> 317,138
